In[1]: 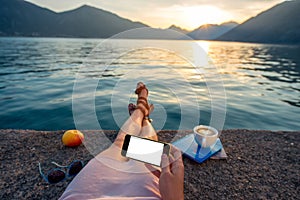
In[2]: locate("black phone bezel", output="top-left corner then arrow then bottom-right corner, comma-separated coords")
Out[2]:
121,134 -> 131,157
163,143 -> 170,156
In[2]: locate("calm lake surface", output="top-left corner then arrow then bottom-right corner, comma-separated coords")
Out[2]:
0,37 -> 299,131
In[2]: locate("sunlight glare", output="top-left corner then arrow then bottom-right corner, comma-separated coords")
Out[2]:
196,41 -> 210,53
183,5 -> 232,29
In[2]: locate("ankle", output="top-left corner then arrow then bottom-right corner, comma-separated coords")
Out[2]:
137,102 -> 149,116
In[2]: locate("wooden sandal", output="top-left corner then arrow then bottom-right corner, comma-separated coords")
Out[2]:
135,104 -> 153,123
128,103 -> 153,123
137,97 -> 150,110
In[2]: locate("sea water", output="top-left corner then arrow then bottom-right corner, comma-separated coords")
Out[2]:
0,37 -> 299,131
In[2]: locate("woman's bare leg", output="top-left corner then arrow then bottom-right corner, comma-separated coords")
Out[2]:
99,83 -> 150,161
139,119 -> 158,141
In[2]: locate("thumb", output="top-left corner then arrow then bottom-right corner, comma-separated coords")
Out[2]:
161,154 -> 170,174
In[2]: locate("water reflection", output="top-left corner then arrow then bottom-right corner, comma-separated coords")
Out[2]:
0,38 -> 299,130
207,42 -> 300,109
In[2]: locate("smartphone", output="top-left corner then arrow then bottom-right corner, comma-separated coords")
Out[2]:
121,134 -> 170,167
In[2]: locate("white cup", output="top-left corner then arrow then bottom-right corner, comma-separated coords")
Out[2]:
193,125 -> 219,148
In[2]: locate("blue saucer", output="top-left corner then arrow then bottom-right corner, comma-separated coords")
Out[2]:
172,134 -> 223,163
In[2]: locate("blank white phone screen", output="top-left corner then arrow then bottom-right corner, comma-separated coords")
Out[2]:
126,136 -> 164,166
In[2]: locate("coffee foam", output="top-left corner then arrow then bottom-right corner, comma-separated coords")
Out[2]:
196,128 -> 215,136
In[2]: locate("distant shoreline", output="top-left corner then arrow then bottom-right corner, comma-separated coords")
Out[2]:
1,35 -> 299,45
2,0 -> 300,46
1,129 -> 299,199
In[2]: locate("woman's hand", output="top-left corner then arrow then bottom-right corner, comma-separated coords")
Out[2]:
159,147 -> 184,200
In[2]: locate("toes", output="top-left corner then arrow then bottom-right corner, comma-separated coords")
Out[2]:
136,82 -> 144,91
135,82 -> 148,96
137,82 -> 145,88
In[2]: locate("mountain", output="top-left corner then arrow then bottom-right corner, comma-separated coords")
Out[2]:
0,0 -> 148,37
0,0 -> 58,36
187,22 -> 238,40
2,0 -> 299,44
56,5 -> 148,38
217,0 -> 300,44
0,0 -> 190,39
167,25 -> 189,34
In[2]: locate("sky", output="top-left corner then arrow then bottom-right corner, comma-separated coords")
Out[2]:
26,0 -> 286,30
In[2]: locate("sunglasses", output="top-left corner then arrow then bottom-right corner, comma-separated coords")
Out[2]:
39,160 -> 84,184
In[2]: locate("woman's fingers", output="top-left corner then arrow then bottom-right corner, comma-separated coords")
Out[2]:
171,151 -> 184,175
161,145 -> 184,175
161,154 -> 170,174
169,153 -> 175,164
173,150 -> 182,163
168,146 -> 184,175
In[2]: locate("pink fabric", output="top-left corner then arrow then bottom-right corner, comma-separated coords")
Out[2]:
59,155 -> 161,200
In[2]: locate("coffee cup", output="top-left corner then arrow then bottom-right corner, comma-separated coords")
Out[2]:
193,125 -> 219,148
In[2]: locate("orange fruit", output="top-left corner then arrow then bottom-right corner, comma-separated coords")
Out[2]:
62,130 -> 84,147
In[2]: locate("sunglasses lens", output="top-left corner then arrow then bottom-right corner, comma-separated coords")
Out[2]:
48,170 -> 66,184
69,161 -> 83,176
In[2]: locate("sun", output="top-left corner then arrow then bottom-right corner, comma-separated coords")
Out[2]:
182,5 -> 232,29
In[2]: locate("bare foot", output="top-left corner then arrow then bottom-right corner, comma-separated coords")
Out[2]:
135,82 -> 153,118
128,103 -> 154,116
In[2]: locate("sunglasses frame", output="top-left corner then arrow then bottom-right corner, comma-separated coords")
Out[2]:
39,160 -> 84,184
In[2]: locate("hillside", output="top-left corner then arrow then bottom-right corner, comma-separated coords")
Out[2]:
0,0 -> 148,37
0,0 -> 57,36
168,25 -> 189,34
0,0 -> 195,39
56,5 -> 148,38
217,0 -> 300,44
1,0 -> 299,43
187,22 -> 238,40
